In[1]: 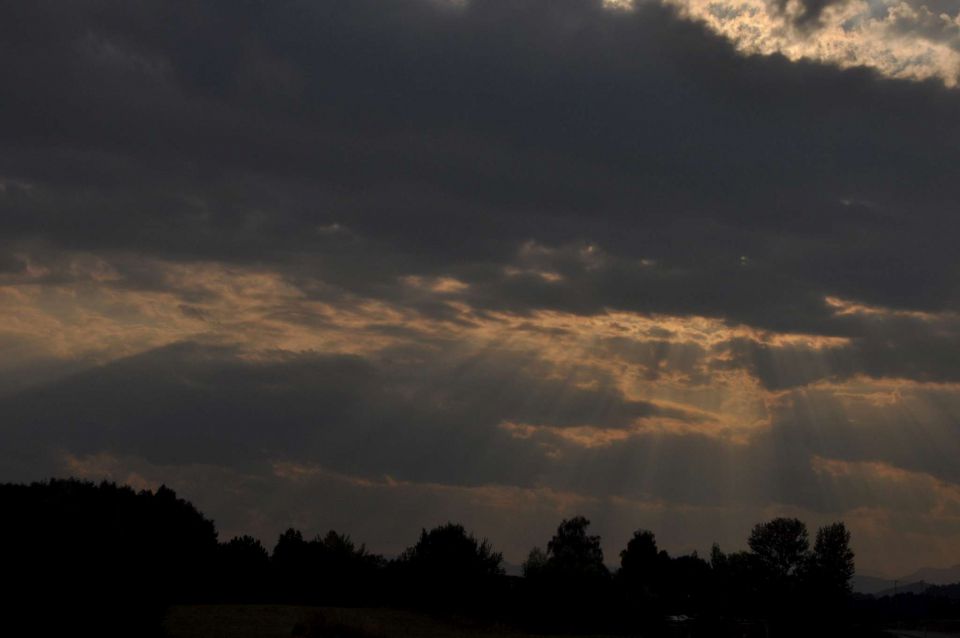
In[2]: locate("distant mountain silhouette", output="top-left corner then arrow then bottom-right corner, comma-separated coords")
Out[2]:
854,564 -> 960,596
874,581 -> 933,597
501,560 -> 524,577
852,574 -> 896,595
902,564 -> 960,586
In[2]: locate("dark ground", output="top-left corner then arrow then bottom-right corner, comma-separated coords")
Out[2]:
164,605 -> 620,638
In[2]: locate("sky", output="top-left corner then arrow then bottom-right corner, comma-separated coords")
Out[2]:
2,0 -> 960,578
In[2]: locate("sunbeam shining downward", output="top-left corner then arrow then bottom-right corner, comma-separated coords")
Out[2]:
3,247 -> 960,575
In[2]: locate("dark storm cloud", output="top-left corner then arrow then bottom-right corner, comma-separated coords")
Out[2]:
0,340 -> 694,487
1,0 -> 959,336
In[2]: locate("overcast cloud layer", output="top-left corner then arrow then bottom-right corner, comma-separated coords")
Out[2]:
2,0 -> 960,576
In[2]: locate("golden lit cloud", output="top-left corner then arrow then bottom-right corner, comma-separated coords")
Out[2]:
0,252 -> 877,443
665,0 -> 960,85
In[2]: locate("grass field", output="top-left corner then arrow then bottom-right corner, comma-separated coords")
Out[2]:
164,605 -> 616,638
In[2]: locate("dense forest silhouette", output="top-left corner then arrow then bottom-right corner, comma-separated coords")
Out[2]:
4,478 -> 956,637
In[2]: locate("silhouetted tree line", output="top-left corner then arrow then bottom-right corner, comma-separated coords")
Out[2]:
2,478 -> 903,637
515,515 -> 859,636
3,479 -> 217,637
850,581 -> 960,635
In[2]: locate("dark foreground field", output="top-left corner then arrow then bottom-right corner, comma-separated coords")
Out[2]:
165,605 -> 960,638
164,605 -> 618,638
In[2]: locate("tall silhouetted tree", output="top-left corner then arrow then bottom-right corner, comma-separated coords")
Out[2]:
273,528 -> 310,599
748,517 -> 810,582
748,517 -> 812,631
808,521 -> 855,610
619,529 -> 660,588
612,529 -> 664,631
523,516 -> 612,632
709,542 -> 727,571
544,516 -> 608,580
273,527 -> 308,565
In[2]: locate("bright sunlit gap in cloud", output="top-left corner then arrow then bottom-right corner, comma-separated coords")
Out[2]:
443,0 -> 960,85
664,0 -> 960,85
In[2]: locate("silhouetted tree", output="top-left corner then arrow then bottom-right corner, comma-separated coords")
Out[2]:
312,529 -> 386,605
272,528 -> 311,600
544,516 -> 608,580
614,528 -> 664,628
270,527 -> 386,604
806,521 -> 855,621
522,546 -> 549,578
748,517 -> 809,582
809,521 -> 854,595
747,517 -> 813,632
2,478 -> 218,637
619,529 -> 660,588
223,534 -> 270,561
400,522 -> 503,578
217,535 -> 271,601
2,478 -> 870,636
318,529 -> 358,557
273,527 -> 307,563
709,542 -> 727,570
660,552 -> 710,614
394,522 -> 503,611
616,530 -> 711,625
522,516 -> 612,632
713,548 -> 767,617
